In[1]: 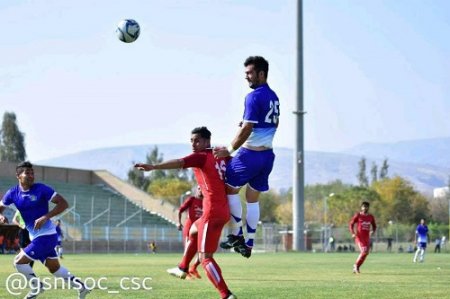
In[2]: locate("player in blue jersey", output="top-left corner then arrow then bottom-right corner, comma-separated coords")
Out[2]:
413,218 -> 429,263
0,161 -> 90,299
214,56 -> 280,258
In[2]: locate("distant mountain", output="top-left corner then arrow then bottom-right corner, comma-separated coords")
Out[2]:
37,143 -> 450,195
343,136 -> 450,168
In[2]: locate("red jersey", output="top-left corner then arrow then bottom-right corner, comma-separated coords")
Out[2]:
182,150 -> 229,219
179,196 -> 203,221
349,212 -> 377,240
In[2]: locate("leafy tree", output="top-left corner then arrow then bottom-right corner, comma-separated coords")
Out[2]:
372,176 -> 429,225
327,186 -> 380,226
127,146 -> 191,191
357,157 -> 369,187
0,112 -> 26,162
370,162 -> 378,184
379,159 -> 389,179
148,178 -> 192,206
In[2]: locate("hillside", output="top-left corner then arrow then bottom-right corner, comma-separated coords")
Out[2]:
37,143 -> 450,195
343,136 -> 450,168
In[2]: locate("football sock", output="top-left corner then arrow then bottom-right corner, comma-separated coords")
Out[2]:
245,202 -> 260,247
227,194 -> 243,236
179,233 -> 198,271
53,266 -> 86,290
201,257 -> 229,299
15,263 -> 37,282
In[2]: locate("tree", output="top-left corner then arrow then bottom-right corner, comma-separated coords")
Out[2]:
357,157 -> 369,187
0,112 -> 26,162
372,176 -> 429,225
148,178 -> 192,206
370,162 -> 378,184
379,159 -> 389,179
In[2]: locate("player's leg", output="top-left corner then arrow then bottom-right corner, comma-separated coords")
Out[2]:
236,150 -> 275,257
14,251 -> 43,298
413,245 -> 421,262
354,239 -> 369,273
42,235 -> 90,298
168,220 -> 199,279
419,243 -> 426,262
199,218 -> 236,299
220,152 -> 249,249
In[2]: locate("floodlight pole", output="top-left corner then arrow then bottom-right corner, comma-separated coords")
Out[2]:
293,0 -> 305,251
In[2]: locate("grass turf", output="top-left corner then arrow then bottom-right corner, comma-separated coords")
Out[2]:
0,252 -> 448,298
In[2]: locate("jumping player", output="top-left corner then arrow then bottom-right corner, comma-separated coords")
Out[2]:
178,186 -> 203,279
349,201 -> 377,274
135,126 -> 236,299
214,56 -> 280,258
0,161 -> 90,299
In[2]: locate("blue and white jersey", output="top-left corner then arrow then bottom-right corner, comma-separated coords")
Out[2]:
242,83 -> 280,148
416,224 -> 428,243
2,183 -> 57,240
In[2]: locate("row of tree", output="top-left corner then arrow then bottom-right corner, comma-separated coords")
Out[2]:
2,111 -> 448,231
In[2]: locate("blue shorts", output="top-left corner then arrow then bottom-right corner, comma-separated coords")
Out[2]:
418,242 -> 427,249
225,147 -> 275,192
23,234 -> 58,263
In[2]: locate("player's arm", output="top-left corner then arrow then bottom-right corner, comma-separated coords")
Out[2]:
135,159 -> 184,171
371,216 -> 377,235
349,214 -> 357,238
34,194 -> 69,230
214,121 -> 254,157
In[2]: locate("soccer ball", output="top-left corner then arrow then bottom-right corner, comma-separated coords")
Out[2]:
116,19 -> 140,43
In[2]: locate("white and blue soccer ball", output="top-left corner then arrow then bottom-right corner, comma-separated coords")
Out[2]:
116,19 -> 140,43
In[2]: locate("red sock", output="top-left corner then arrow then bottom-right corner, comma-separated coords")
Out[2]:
179,234 -> 198,271
201,257 -> 229,298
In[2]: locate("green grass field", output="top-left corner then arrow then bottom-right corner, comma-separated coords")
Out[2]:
0,252 -> 448,299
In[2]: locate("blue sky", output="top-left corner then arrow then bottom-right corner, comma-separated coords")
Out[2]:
1,0 -> 449,161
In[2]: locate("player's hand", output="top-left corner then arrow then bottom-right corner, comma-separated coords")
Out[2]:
213,146 -> 230,158
34,215 -> 49,230
351,233 -> 356,239
0,214 -> 7,224
134,163 -> 154,171
177,224 -> 183,231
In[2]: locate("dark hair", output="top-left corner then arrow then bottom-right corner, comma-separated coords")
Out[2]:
361,201 -> 370,207
244,56 -> 269,78
16,161 -> 33,175
191,126 -> 211,139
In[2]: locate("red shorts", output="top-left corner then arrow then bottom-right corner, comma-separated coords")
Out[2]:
196,215 -> 228,253
355,237 -> 370,253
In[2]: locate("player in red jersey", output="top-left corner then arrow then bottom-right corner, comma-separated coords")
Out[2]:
135,126 -> 236,299
349,201 -> 377,274
178,186 -> 203,279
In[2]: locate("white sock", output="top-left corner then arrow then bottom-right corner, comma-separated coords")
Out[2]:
227,194 -> 243,236
245,202 -> 260,243
16,263 -> 40,289
53,266 -> 85,290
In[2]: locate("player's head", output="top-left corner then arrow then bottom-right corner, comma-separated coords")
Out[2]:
195,185 -> 203,199
360,201 -> 370,213
420,218 -> 426,225
16,161 -> 35,186
244,56 -> 269,89
190,126 -> 211,152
